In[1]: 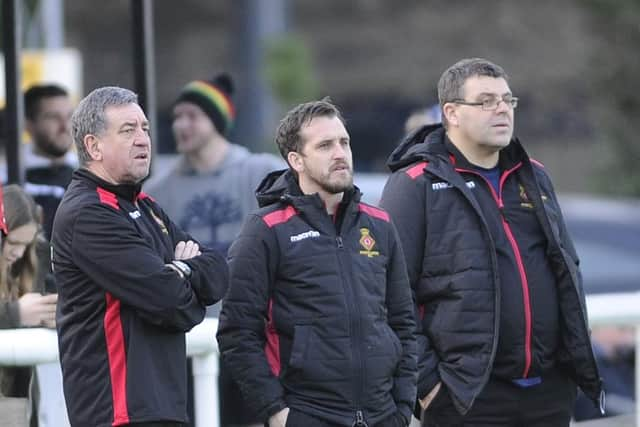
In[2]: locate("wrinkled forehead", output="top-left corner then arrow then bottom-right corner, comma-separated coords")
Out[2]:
104,103 -> 148,128
299,115 -> 349,147
462,75 -> 511,98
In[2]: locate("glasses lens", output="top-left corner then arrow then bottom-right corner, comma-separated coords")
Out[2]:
482,98 -> 499,110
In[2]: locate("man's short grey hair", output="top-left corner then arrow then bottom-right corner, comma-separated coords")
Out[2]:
437,58 -> 508,128
71,86 -> 139,166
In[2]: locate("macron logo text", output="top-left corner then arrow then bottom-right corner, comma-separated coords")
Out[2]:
290,230 -> 320,242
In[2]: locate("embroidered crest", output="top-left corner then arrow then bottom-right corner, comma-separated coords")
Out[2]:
359,228 -> 379,257
519,184 -> 547,208
519,184 -> 533,208
147,207 -> 169,235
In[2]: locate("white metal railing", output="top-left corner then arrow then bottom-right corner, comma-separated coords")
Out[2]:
0,317 -> 220,427
1,295 -> 639,426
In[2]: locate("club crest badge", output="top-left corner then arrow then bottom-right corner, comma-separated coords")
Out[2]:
359,228 -> 379,257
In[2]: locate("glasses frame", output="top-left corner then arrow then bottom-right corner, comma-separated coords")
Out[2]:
451,96 -> 519,111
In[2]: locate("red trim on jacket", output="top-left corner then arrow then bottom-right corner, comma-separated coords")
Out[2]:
263,206 -> 297,228
406,161 -> 428,180
530,159 -> 545,169
97,187 -> 120,211
104,293 -> 130,426
264,299 -> 281,377
455,162 -> 533,378
136,191 -> 155,202
358,203 -> 390,222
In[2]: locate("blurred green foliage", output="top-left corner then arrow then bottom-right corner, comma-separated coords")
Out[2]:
582,0 -> 640,195
264,35 -> 318,108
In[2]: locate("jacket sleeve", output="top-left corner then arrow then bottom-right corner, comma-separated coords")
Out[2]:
216,214 -> 286,422
0,300 -> 20,329
386,222 -> 418,424
158,204 -> 229,306
71,203 -> 206,332
380,169 -> 441,402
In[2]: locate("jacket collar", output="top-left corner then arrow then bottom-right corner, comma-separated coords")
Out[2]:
256,169 -> 362,232
74,168 -> 142,202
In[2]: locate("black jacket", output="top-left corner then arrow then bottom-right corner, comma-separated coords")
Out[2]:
25,162 -> 75,240
52,169 -> 228,427
380,125 -> 602,415
217,170 -> 417,426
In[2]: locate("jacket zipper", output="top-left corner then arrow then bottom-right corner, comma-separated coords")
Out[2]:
456,164 -> 532,378
352,409 -> 368,426
335,235 -> 366,424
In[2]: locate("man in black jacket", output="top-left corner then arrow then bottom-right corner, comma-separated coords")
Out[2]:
217,99 -> 417,427
381,58 -> 604,427
52,86 -> 228,427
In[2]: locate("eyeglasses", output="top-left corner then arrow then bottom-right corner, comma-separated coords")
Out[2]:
452,95 -> 518,111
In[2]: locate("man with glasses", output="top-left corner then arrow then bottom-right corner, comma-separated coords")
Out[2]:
381,58 -> 604,426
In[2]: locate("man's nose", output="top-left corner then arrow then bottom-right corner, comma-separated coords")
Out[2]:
135,130 -> 151,145
333,143 -> 347,159
495,98 -> 511,113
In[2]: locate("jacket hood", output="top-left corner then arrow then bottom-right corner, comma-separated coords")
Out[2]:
386,124 -> 446,172
255,169 -> 299,208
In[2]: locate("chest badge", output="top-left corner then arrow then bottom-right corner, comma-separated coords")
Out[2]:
359,228 -> 379,257
519,184 -> 534,208
147,206 -> 169,235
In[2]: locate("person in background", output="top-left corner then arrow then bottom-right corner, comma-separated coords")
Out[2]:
23,84 -> 76,241
0,184 -> 56,333
0,185 -> 58,424
148,73 -> 284,256
403,105 -> 441,136
380,58 -> 603,426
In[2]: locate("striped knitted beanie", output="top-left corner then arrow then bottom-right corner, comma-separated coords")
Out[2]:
175,73 -> 236,136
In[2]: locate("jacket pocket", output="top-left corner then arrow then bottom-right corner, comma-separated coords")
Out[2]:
383,323 -> 402,361
287,324 -> 311,370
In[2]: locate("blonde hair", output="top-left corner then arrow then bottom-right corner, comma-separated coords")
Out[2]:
0,185 -> 42,300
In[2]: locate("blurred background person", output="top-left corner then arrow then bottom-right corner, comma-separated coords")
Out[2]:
0,184 -> 55,333
149,73 -> 283,256
403,104 -> 441,136
0,184 -> 62,427
23,84 -> 76,242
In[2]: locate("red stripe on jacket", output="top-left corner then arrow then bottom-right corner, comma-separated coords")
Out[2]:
97,187 -> 120,210
263,206 -> 297,228
104,293 -> 130,425
406,161 -> 428,180
264,299 -> 281,377
358,203 -> 390,222
136,191 -> 155,202
530,158 -> 545,169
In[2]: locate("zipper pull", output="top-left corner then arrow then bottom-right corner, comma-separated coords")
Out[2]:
336,236 -> 344,249
352,410 -> 368,427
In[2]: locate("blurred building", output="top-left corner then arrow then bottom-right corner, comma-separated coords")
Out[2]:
63,0 -> 610,192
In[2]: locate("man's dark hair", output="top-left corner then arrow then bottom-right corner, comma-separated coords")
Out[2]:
274,97 -> 345,164
24,84 -> 69,120
438,58 -> 508,128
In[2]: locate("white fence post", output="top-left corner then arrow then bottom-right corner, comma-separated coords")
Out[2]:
0,317 -> 221,427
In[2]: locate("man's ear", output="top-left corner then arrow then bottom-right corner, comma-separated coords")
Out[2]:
84,134 -> 102,161
287,151 -> 304,174
442,103 -> 459,128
